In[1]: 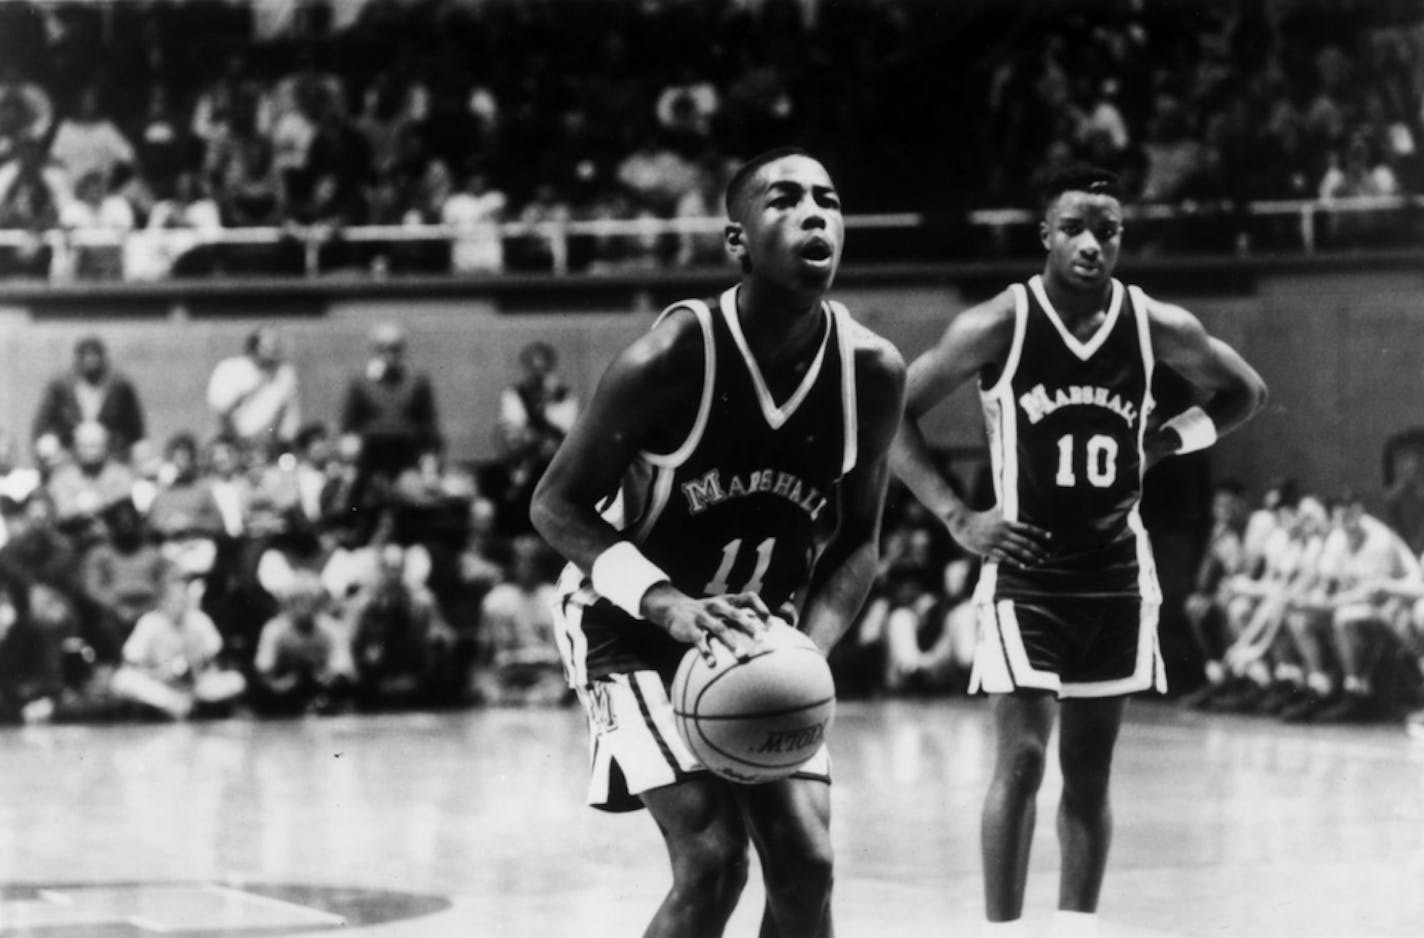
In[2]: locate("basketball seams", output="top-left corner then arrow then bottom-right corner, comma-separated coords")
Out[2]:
671,632 -> 836,777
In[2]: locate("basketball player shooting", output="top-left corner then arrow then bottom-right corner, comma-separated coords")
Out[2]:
531,147 -> 905,938
890,165 -> 1267,938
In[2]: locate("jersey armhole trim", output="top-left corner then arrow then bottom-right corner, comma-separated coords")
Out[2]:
1127,284 -> 1155,382
641,299 -> 715,468
830,301 -> 858,475
981,284 -> 1028,399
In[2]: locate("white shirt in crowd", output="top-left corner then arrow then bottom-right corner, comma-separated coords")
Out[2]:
123,604 -> 224,676
206,354 -> 302,444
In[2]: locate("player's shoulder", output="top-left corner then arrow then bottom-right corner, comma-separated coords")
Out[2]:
953,286 -> 1020,343
833,309 -> 905,382
613,298 -> 711,380
1133,287 -> 1200,333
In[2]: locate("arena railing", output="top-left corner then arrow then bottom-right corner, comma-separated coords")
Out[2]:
0,195 -> 1419,282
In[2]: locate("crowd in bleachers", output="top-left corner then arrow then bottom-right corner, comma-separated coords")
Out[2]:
1174,474 -> 1424,726
0,329 -> 576,723
1,0 -> 1424,280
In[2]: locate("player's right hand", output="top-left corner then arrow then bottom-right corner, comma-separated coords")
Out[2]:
946,507 -> 1052,568
640,584 -> 770,664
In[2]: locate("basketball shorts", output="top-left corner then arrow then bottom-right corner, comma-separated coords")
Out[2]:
969,597 -> 1166,698
573,670 -> 831,813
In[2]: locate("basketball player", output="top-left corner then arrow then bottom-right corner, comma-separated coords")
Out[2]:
531,147 -> 905,938
890,165 -> 1267,938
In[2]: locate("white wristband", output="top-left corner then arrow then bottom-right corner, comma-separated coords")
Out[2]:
1162,405 -> 1217,454
591,541 -> 671,619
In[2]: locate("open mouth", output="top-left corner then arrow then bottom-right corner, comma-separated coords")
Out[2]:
800,240 -> 834,263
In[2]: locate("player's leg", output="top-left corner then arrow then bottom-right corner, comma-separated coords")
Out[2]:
1055,696 -> 1127,913
641,778 -> 751,938
1316,606 -> 1389,722
740,776 -> 835,938
983,691 -> 1056,922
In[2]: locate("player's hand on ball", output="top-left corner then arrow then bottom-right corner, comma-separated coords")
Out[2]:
947,507 -> 1051,568
642,585 -> 770,664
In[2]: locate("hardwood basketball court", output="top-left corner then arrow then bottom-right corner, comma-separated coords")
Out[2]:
2,698 -> 1419,937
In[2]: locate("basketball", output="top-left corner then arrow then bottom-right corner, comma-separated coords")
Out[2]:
671,619 -> 836,784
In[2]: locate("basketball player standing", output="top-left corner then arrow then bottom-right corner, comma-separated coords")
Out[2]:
890,165 -> 1267,938
532,147 -> 905,938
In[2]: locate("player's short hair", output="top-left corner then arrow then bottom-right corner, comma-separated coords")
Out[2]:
725,146 -> 813,219
1040,164 -> 1124,212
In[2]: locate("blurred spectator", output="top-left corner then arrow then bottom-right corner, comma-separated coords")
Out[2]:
0,140 -> 66,278
110,574 -> 246,719
47,421 -> 137,532
339,323 -> 442,497
1138,95 -> 1208,203
442,164 -> 507,274
146,432 -> 225,575
290,422 -> 334,529
1318,132 -> 1403,245
49,85 -> 135,192
1308,494 -> 1421,722
1178,480 -> 1253,708
1386,442 -> 1424,556
656,66 -> 719,148
32,336 -> 148,466
79,498 -> 168,653
208,110 -> 283,227
510,181 -> 571,271
497,341 -> 576,533
58,170 -> 134,281
673,156 -> 732,268
472,535 -> 566,707
1,490 -> 113,676
134,84 -> 198,202
127,171 -> 224,280
0,430 -> 42,530
191,53 -> 274,155
59,171 -> 134,232
0,65 -> 53,162
251,571 -> 354,716
350,542 -> 459,709
615,131 -> 700,218
202,436 -> 249,540
206,327 -> 302,449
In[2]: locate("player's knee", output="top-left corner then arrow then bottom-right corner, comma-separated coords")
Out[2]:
764,835 -> 833,908
996,738 -> 1048,791
668,828 -> 750,899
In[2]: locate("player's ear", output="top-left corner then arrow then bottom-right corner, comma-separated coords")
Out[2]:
1038,219 -> 1051,251
724,222 -> 746,263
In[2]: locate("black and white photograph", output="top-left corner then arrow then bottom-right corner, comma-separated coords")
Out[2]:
0,1 -> 1422,936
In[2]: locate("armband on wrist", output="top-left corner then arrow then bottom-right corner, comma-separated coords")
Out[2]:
1162,405 -> 1217,454
591,541 -> 671,618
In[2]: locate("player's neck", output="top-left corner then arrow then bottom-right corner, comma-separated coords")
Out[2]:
1041,272 -> 1111,323
735,279 -> 827,363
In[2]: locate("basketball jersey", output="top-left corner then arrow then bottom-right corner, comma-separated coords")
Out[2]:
975,275 -> 1161,603
558,286 -> 859,683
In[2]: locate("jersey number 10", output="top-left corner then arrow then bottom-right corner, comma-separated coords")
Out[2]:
1055,434 -> 1119,488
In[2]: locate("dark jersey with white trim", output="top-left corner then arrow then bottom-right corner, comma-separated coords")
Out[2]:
557,286 -> 859,682
975,275 -> 1161,601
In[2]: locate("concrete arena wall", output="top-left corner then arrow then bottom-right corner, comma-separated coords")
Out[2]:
1,260 -> 1421,509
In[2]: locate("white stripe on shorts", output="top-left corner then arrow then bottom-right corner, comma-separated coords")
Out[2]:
576,670 -> 831,811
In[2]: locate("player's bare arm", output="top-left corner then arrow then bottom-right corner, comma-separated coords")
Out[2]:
890,289 -> 1052,567
800,332 -> 906,653
530,310 -> 769,659
1145,299 -> 1269,465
